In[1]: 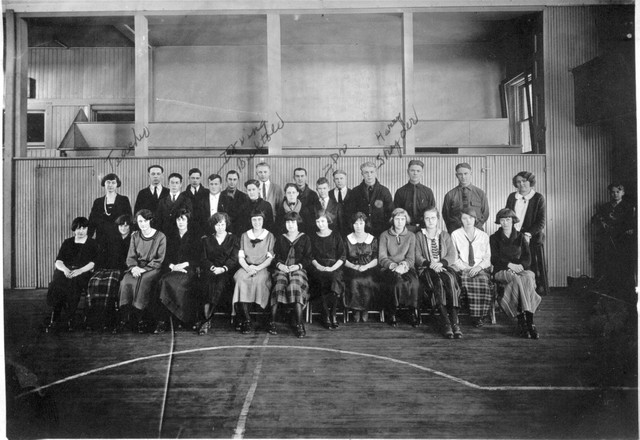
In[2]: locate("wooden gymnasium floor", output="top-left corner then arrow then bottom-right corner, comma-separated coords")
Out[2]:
4,288 -> 638,439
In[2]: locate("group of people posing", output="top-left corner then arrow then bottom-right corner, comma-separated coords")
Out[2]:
45,160 -> 548,340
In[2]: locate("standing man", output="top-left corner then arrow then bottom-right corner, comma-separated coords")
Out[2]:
293,168 -> 319,208
256,162 -> 283,221
329,169 -> 351,210
183,168 -> 208,235
441,163 -> 489,233
155,172 -> 193,236
313,177 -> 344,235
393,160 -> 436,232
223,170 -> 249,234
346,162 -> 394,237
198,174 -> 230,235
134,165 -> 170,214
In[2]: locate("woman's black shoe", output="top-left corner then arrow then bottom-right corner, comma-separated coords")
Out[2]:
330,316 -> 339,329
389,315 -> 398,327
528,325 -> 539,339
242,321 -> 253,334
267,321 -> 278,335
323,317 -> 332,330
295,324 -> 305,338
153,321 -> 167,334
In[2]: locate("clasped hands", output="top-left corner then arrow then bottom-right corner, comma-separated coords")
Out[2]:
389,261 -> 409,275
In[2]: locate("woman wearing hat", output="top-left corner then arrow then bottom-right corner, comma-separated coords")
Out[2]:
490,208 -> 541,339
450,207 -> 492,328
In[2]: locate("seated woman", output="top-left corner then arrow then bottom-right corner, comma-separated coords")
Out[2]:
505,171 -> 548,295
198,212 -> 239,335
46,217 -> 99,332
450,207 -> 492,328
237,179 -> 274,235
343,212 -> 379,323
309,211 -> 346,329
232,210 -> 275,334
491,208 -> 542,339
276,183 -> 312,234
118,209 -> 167,333
378,208 -> 420,327
155,208 -> 199,334
270,211 -> 313,338
85,214 -> 132,332
415,207 -> 462,339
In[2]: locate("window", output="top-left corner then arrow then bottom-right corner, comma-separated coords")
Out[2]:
503,73 -> 533,153
27,111 -> 45,145
91,105 -> 135,122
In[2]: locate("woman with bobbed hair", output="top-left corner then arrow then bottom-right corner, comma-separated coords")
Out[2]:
85,214 -> 132,331
88,173 -> 133,254
309,210 -> 346,329
343,212 -> 379,323
450,207 -> 492,328
232,210 -> 275,334
270,211 -> 313,338
505,171 -> 548,295
154,208 -> 200,334
415,207 -> 462,339
237,179 -> 274,234
198,212 -> 239,335
378,208 -> 420,327
45,216 -> 99,332
117,209 -> 167,333
490,208 -> 541,339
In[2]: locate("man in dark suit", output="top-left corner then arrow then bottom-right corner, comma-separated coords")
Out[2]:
329,169 -> 351,211
293,167 -> 319,208
155,172 -> 193,236
313,177 -> 345,236
198,174 -> 230,236
182,168 -> 209,236
344,162 -> 394,238
223,170 -> 249,234
134,164 -> 170,215
393,159 -> 436,232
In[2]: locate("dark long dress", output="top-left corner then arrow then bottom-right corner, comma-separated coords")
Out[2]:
158,230 -> 200,323
200,233 -> 240,311
119,230 -> 166,311
272,233 -> 313,305
506,191 -> 548,294
47,237 -> 99,322
343,233 -> 379,312
309,231 -> 346,299
86,233 -> 131,329
88,194 -> 132,252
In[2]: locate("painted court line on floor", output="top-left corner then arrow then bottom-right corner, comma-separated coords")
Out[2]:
232,335 -> 269,440
18,344 -> 637,399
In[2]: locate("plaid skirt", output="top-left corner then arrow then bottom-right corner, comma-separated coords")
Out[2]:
271,268 -> 309,306
86,269 -> 123,328
458,269 -> 493,318
419,267 -> 460,308
494,269 -> 541,318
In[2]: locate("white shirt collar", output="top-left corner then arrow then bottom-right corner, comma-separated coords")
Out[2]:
516,190 -> 536,201
347,233 -> 374,245
247,229 -> 269,240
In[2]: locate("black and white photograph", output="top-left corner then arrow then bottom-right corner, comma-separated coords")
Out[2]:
2,0 -> 637,438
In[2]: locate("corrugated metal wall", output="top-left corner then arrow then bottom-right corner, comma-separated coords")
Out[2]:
29,48 -> 134,99
544,7 -> 613,285
14,154 -> 546,287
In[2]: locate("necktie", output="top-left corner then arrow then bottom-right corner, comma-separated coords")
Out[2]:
466,236 -> 475,266
262,183 -> 267,199
368,186 -> 373,202
338,190 -> 343,204
412,184 -> 418,222
321,198 -> 326,209
462,187 -> 470,208
430,238 -> 439,260
153,186 -> 158,199
172,194 -> 176,202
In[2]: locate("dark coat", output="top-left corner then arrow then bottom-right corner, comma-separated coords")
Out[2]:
490,228 -> 531,273
505,191 -> 546,244
88,194 -> 132,247
196,192 -> 231,236
155,193 -> 193,237
393,182 -> 436,230
134,186 -> 170,215
345,179 -> 394,238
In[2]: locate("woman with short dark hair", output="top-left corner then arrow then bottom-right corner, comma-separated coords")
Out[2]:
378,208 -> 420,327
85,214 -> 132,332
505,171 -> 548,295
198,212 -> 239,335
88,173 -> 132,254
490,208 -> 541,339
270,211 -> 313,338
46,216 -> 99,332
117,209 -> 166,333
237,179 -> 274,234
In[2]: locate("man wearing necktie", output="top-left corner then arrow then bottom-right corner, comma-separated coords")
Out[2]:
329,170 -> 351,210
442,162 -> 489,233
393,160 -> 436,232
134,164 -> 170,216
155,172 -> 192,236
255,162 -> 283,221
314,177 -> 344,235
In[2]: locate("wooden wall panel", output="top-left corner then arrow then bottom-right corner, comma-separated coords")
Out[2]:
544,7 -> 613,285
52,106 -> 85,149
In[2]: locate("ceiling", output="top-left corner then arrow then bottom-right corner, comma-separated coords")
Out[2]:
26,11 -> 538,48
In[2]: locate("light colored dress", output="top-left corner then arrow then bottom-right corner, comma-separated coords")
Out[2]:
233,229 -> 275,310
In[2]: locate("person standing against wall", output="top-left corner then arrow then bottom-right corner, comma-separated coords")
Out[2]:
442,163 -> 489,233
393,159 -> 436,232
